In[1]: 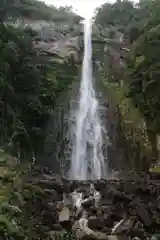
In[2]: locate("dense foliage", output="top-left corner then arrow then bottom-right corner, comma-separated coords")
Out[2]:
95,0 -> 158,35
95,0 -> 160,165
0,0 -> 82,23
127,1 -> 160,131
1,0 -> 160,238
0,23 -> 78,162
0,0 -> 80,238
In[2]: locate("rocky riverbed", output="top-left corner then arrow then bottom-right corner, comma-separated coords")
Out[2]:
27,167 -> 160,240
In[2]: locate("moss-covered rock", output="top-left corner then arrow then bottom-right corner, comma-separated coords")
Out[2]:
102,80 -> 152,170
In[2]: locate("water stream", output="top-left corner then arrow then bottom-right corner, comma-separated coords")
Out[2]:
70,18 -> 106,180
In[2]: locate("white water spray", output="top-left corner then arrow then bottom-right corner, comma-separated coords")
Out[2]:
70,17 -> 106,180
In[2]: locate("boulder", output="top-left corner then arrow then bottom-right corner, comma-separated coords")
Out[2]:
44,189 -> 60,201
52,223 -> 62,231
88,216 -> 104,230
59,206 -> 70,222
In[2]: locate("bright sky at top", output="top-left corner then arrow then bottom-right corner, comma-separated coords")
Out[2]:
43,0 -> 115,18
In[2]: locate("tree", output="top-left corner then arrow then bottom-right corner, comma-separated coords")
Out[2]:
126,1 -> 160,158
0,23 -> 78,162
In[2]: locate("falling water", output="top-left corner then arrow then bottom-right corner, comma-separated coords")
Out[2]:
70,17 -> 106,180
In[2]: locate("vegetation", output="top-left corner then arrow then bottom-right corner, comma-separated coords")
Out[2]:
95,0 -> 158,36
0,0 -> 82,23
127,1 -> 160,157
0,0 -> 80,238
0,0 -> 81,165
0,150 -> 51,239
1,0 -> 160,237
0,23 -> 78,162
95,0 -> 160,167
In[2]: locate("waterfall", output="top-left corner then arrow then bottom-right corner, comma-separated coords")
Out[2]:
70,18 -> 107,180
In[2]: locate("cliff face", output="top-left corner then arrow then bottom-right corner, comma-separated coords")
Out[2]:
91,28 -> 153,173
41,69 -> 129,176
5,17 -> 83,64
41,79 -> 80,176
5,13 -> 149,174
36,22 -> 130,175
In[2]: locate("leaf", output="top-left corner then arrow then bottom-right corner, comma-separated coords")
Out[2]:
135,55 -> 145,67
0,214 -> 15,234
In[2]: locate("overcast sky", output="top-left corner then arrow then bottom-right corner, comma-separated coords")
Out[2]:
43,0 -> 115,18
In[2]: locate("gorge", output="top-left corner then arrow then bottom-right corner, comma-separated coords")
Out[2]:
0,0 -> 160,239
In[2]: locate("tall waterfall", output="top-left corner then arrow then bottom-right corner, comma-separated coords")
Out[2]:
70,18 -> 106,180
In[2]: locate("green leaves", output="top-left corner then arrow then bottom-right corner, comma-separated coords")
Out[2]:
0,22 -> 78,161
128,20 -> 160,129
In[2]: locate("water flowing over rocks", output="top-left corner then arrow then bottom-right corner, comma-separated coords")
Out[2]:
70,18 -> 106,180
29,168 -> 160,239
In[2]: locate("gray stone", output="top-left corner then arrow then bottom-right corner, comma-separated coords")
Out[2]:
88,216 -> 104,230
59,206 -> 70,222
53,223 -> 62,231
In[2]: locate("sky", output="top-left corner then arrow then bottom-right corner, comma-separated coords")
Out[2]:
43,0 -> 113,18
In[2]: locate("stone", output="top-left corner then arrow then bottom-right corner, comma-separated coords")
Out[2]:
88,216 -> 104,230
53,223 -> 62,231
46,231 -> 56,240
58,206 -> 72,230
39,179 -> 52,187
124,181 -> 137,194
112,219 -> 134,234
39,174 -> 64,193
130,198 -> 152,227
56,201 -> 64,211
63,192 -> 72,207
59,206 -> 70,222
44,189 -> 60,201
101,227 -> 111,234
108,236 -> 128,240
81,197 -> 94,208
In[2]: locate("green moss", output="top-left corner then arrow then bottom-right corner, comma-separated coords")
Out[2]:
103,80 -> 152,168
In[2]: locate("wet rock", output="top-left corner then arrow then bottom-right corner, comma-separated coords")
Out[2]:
100,197 -> 113,205
25,174 -> 160,238
42,213 -> 57,225
104,213 -> 121,228
39,174 -> 64,194
81,197 -> 94,208
81,232 -> 109,240
88,216 -> 104,230
53,223 -> 62,231
130,198 -> 152,227
123,181 -> 137,194
75,229 -> 86,239
112,219 -> 134,234
69,181 -> 79,192
52,182 -> 64,193
63,192 -> 72,208
39,179 -> 54,188
107,236 -> 120,240
47,231 -> 58,240
44,189 -> 60,201
101,227 -> 111,234
108,236 -> 128,240
47,202 -> 57,211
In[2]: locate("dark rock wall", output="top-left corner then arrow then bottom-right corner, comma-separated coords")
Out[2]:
39,64 -> 127,177
39,80 -> 80,176
95,80 -> 127,175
